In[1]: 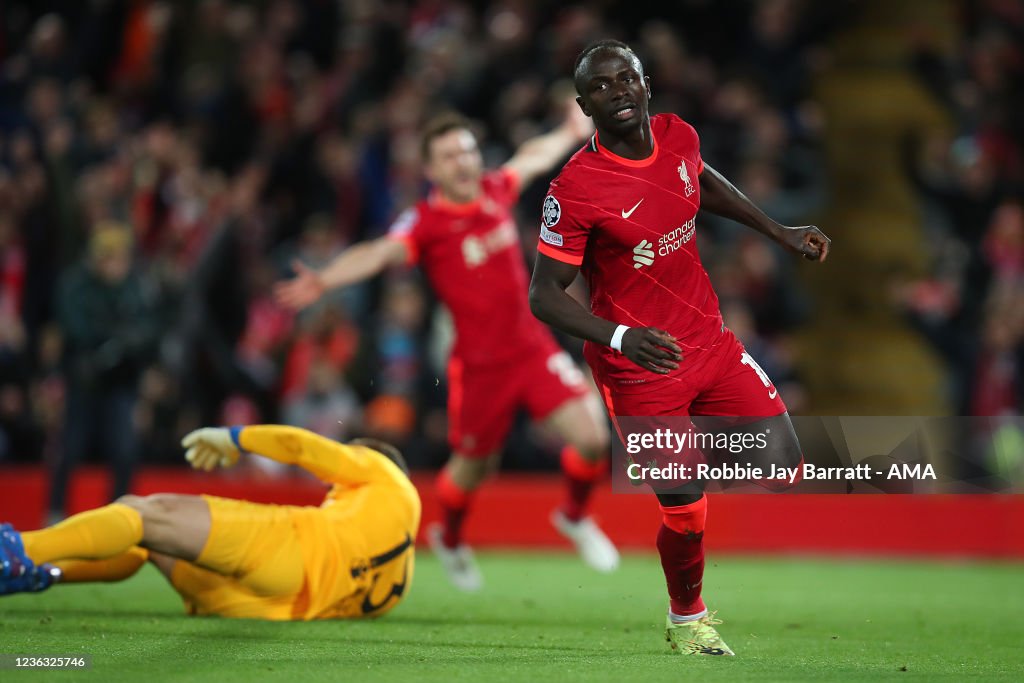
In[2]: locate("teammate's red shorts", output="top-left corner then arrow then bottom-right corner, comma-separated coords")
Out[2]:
599,327 -> 787,420
447,339 -> 589,457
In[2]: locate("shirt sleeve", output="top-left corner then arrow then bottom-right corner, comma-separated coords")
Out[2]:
687,119 -> 704,174
488,167 -> 522,207
385,207 -> 423,265
237,425 -> 396,486
535,180 -> 591,267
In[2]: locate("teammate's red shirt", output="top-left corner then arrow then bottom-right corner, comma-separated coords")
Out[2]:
387,168 -> 586,455
388,168 -> 547,364
537,113 -> 724,393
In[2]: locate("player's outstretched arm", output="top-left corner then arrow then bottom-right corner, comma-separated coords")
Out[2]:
699,163 -> 831,262
503,98 -> 594,188
274,237 -> 409,311
181,425 -> 387,485
529,253 -> 682,374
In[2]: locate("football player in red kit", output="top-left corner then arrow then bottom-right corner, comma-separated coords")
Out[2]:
276,104 -> 619,591
529,41 -> 831,655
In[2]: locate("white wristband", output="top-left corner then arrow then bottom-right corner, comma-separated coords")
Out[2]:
609,324 -> 630,352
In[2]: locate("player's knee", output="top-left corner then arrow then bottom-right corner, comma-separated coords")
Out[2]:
569,428 -> 610,460
115,494 -> 144,509
446,455 -> 494,490
659,493 -> 707,538
559,403 -> 611,458
117,494 -> 171,527
458,472 -> 486,490
790,456 -> 805,485
115,495 -> 166,540
148,551 -> 176,580
132,494 -> 183,527
761,453 -> 804,492
480,454 -> 502,481
656,491 -> 705,509
781,440 -> 803,469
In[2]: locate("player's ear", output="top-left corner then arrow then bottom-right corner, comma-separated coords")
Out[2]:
575,95 -> 591,118
644,76 -> 652,101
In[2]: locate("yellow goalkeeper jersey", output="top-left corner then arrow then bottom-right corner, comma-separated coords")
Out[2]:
236,425 -> 421,619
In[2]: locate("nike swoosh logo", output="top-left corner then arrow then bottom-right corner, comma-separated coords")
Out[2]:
768,388 -> 778,399
621,198 -> 643,219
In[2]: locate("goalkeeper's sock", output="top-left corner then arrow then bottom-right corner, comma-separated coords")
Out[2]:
657,495 -> 708,618
559,446 -> 606,522
54,546 -> 150,583
22,504 -> 143,564
436,469 -> 473,548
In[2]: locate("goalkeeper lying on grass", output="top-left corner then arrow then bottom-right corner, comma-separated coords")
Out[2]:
1,425 -> 420,620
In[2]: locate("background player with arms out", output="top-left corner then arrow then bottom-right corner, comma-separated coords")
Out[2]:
1,425 -> 418,620
275,104 -> 620,591
529,41 -> 831,656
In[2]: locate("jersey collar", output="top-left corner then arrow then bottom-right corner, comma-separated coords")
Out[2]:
428,188 -> 481,215
593,129 -> 659,168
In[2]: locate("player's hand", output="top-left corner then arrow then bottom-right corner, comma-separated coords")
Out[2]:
779,225 -> 831,262
620,327 -> 683,374
273,259 -> 326,311
181,427 -> 240,472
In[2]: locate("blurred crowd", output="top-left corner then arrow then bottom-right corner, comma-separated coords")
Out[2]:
902,0 -> 1024,416
1,0 -> 845,514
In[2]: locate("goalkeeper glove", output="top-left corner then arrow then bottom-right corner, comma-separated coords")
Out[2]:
181,427 -> 241,471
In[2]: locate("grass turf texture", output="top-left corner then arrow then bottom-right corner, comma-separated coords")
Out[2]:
1,554 -> 1021,682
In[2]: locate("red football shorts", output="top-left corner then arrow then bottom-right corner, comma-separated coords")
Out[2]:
599,327 -> 787,420
599,328 -> 788,490
447,341 -> 589,457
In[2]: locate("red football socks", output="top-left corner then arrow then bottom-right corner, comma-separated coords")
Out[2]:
560,446 -> 606,522
435,469 -> 473,548
657,494 -> 708,617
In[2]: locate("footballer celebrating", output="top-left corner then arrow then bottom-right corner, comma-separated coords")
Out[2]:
1,425 -> 419,620
529,41 -> 831,655
275,104 -> 619,591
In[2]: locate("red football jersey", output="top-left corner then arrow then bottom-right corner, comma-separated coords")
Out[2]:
537,113 -> 724,393
388,168 -> 547,364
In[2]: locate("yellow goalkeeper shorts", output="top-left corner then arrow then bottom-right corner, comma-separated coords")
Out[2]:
171,495 -> 307,619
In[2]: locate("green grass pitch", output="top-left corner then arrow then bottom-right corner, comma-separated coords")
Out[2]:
1,553 -> 1022,682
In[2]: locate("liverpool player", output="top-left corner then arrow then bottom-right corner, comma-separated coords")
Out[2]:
276,106 -> 619,591
529,41 -> 830,655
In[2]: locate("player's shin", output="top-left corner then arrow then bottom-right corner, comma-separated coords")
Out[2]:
559,446 -> 606,522
435,469 -> 474,548
553,445 -> 619,572
22,503 -> 144,564
657,495 -> 708,620
430,467 -> 484,591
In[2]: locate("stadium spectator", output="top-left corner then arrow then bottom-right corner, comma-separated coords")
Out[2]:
902,0 -> 1024,414
50,224 -> 158,520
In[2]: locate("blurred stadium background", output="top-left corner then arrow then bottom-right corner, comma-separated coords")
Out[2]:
0,0 -> 1022,557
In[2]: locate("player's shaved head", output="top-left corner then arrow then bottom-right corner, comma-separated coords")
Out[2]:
349,437 -> 410,477
573,39 -> 644,95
